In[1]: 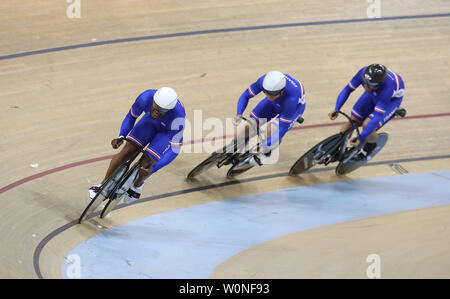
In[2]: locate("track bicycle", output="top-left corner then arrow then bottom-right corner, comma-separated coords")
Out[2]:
289,108 -> 406,176
187,116 -> 303,179
78,139 -> 146,223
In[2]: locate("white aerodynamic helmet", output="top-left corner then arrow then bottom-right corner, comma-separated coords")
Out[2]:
262,71 -> 286,94
154,87 -> 178,110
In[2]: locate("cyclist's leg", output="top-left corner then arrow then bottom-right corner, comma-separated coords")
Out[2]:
103,115 -> 156,184
273,103 -> 305,142
362,96 -> 403,139
263,102 -> 305,154
368,96 -> 403,130
227,98 -> 274,154
101,141 -> 140,184
135,132 -> 172,187
245,98 -> 277,149
357,97 -> 403,157
122,132 -> 171,202
340,92 -> 375,133
133,154 -> 157,188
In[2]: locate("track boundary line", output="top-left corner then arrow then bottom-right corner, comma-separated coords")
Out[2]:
33,153 -> 450,278
1,13 -> 449,61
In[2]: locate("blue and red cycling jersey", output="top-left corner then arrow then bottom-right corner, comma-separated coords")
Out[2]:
237,73 -> 306,150
119,89 -> 186,173
335,66 -> 405,141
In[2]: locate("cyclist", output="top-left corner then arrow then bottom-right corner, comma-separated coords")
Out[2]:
329,64 -> 405,160
233,70 -> 306,166
89,87 -> 185,203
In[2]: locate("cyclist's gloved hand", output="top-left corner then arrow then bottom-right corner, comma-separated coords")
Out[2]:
111,136 -> 125,149
233,115 -> 244,126
329,110 -> 339,120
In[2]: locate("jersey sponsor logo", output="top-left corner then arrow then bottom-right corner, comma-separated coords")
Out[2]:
163,144 -> 171,154
284,75 -> 298,88
392,89 -> 404,98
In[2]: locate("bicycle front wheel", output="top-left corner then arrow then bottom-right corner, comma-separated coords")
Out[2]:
289,133 -> 342,175
78,164 -> 128,223
100,163 -> 140,218
187,153 -> 220,179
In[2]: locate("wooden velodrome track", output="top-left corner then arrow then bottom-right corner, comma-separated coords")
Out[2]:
0,0 -> 449,279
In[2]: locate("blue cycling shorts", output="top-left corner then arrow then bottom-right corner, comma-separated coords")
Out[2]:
351,92 -> 403,129
126,114 -> 171,162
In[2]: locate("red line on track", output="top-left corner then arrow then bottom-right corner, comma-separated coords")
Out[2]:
1,112 -> 449,194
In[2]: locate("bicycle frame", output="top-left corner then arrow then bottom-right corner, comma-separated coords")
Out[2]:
79,138 -> 151,223
334,107 -> 403,163
313,111 -> 362,166
215,116 -> 265,167
335,111 -> 362,162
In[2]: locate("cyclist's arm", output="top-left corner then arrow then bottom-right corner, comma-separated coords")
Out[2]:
237,78 -> 263,115
150,143 -> 182,173
335,67 -> 365,111
358,89 -> 392,142
118,92 -> 148,137
263,98 -> 299,151
151,118 -> 185,173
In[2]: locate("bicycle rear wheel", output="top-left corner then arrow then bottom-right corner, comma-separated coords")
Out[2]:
100,163 -> 140,218
335,133 -> 389,176
289,133 -> 342,175
78,164 -> 128,223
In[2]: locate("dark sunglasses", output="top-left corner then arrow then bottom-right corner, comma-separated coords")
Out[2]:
263,89 -> 283,96
363,79 -> 379,88
152,102 -> 170,114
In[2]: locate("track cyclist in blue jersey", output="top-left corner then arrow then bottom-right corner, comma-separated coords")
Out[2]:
89,87 -> 186,203
234,70 -> 306,166
329,64 -> 405,160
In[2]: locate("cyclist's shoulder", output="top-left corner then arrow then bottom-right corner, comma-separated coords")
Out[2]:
165,100 -> 186,124
135,89 -> 157,106
280,94 -> 301,109
284,73 -> 301,85
139,89 -> 157,99
175,99 -> 186,115
378,72 -> 401,94
284,74 -> 304,93
350,66 -> 367,81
